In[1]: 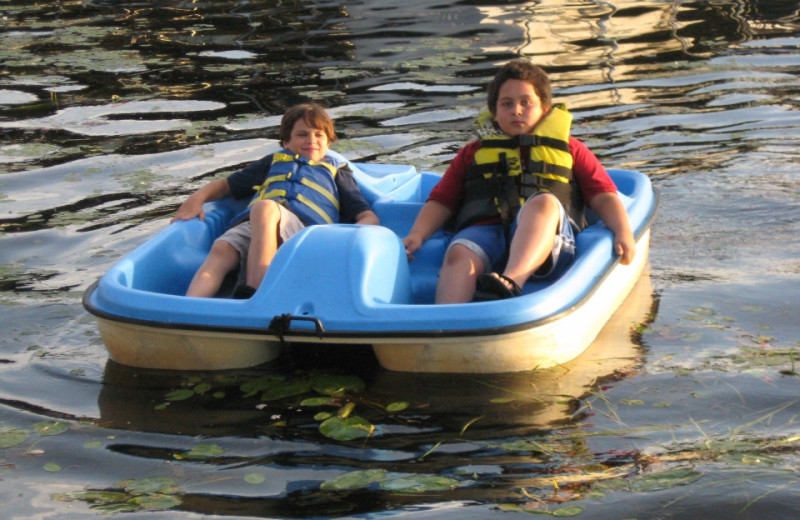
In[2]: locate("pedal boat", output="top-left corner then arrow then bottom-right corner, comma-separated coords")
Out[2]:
83,151 -> 658,373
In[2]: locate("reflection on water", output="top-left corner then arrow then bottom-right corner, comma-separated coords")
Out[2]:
1,0 -> 799,518
97,273 -> 652,438
79,274 -> 654,516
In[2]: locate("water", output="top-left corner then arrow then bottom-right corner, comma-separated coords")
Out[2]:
1,0 -> 799,518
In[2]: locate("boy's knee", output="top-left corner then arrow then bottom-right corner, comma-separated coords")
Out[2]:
520,192 -> 560,220
528,192 -> 559,209
208,240 -> 240,265
251,199 -> 282,219
443,243 -> 481,269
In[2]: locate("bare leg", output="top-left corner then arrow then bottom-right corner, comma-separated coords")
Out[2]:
500,193 -> 561,288
245,199 -> 283,289
186,240 -> 240,297
436,244 -> 485,304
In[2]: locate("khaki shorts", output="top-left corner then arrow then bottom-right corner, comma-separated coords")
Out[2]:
217,204 -> 305,281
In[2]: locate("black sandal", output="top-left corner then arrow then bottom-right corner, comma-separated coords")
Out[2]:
232,284 -> 257,299
472,273 -> 522,302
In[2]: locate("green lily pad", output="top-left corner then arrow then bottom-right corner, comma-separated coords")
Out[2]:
34,421 -> 70,436
628,467 -> 703,492
621,399 -> 645,406
379,474 -> 458,492
244,473 -> 266,484
130,493 -> 181,510
177,444 -> 225,460
240,375 -> 286,397
117,476 -> 181,495
319,416 -> 373,441
490,397 -> 515,404
386,401 -> 409,412
164,389 -> 195,401
310,374 -> 365,396
60,490 -> 130,504
193,382 -> 212,394
321,469 -> 389,490
0,427 -> 29,448
260,379 -> 312,401
301,397 -> 337,406
94,502 -> 140,514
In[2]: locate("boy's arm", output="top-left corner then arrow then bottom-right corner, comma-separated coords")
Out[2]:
402,200 -> 453,257
588,191 -> 636,265
172,178 -> 232,222
354,209 -> 380,226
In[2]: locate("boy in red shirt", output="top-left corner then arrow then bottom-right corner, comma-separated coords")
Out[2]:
402,60 -> 634,303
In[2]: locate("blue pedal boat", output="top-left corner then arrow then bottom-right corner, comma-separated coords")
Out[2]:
83,151 -> 658,373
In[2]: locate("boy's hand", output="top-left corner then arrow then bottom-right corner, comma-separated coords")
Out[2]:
402,235 -> 423,260
171,178 -> 231,223
614,230 -> 636,265
171,196 -> 205,223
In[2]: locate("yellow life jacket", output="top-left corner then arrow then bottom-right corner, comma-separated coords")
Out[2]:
250,151 -> 342,225
455,105 -> 585,231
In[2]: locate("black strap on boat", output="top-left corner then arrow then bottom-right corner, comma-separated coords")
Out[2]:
269,313 -> 325,343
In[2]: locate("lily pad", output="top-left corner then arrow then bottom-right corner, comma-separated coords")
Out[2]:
321,468 -> 389,490
244,473 -> 266,484
260,379 -> 312,401
628,467 -> 703,492
176,444 -> 225,460
553,505 -> 585,516
310,374 -> 365,397
379,475 -> 459,492
55,490 -> 129,505
240,375 -> 286,397
33,421 -> 70,436
0,427 -> 29,448
319,416 -> 373,441
386,401 -> 409,412
193,382 -> 212,395
164,389 -> 195,401
117,476 -> 181,495
130,494 -> 181,510
301,397 -> 337,406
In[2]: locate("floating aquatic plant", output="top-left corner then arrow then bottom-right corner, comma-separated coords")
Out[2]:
320,468 -> 459,493
1,420 -> 70,449
319,415 -> 374,441
0,427 -> 29,448
174,444 -> 225,460
33,421 -> 70,436
155,371 -> 376,441
54,476 -> 182,513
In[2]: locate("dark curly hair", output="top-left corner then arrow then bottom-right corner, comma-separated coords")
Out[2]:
486,59 -> 551,115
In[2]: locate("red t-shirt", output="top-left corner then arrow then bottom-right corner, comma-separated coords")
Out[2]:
428,137 -> 616,216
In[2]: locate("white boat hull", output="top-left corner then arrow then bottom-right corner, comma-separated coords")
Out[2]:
97,230 -> 650,373
371,230 -> 650,373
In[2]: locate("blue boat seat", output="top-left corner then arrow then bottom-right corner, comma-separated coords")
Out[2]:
251,224 -> 413,328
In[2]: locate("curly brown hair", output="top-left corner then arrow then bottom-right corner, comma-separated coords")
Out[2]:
486,59 -> 551,115
279,102 -> 337,144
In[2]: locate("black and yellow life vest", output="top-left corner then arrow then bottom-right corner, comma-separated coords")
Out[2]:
250,150 -> 343,225
454,105 -> 585,231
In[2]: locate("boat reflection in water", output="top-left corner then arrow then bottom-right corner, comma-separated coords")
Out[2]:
97,272 -> 654,438
367,270 -> 655,437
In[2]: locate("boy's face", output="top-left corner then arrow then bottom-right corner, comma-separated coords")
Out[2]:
283,118 -> 330,161
494,79 -> 548,136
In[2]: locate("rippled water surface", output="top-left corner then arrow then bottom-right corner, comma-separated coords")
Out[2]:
1,1 -> 799,518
